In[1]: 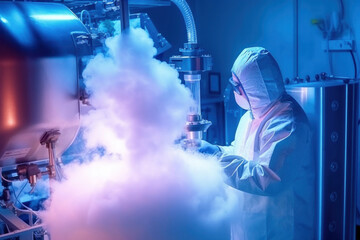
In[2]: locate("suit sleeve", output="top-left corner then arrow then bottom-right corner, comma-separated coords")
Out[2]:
219,115 -> 307,196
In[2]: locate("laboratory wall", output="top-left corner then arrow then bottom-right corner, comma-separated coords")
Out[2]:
145,0 -> 360,99
194,0 -> 294,81
192,0 -> 359,85
145,0 -> 360,144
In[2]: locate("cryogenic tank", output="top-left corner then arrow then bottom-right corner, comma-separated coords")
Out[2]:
0,2 -> 91,167
286,80 -> 358,240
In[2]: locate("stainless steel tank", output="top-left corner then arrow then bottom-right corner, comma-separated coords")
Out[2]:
286,80 -> 358,240
0,2 -> 90,167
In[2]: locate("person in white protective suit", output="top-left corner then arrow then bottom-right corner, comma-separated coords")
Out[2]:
199,47 -> 315,240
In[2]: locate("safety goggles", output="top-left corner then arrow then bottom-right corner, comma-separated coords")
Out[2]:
228,77 -> 243,95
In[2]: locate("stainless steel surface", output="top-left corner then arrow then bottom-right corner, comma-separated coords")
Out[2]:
0,208 -> 30,231
286,80 -> 358,240
186,131 -> 202,141
0,208 -> 33,240
0,219 -> 43,240
0,2 -> 89,167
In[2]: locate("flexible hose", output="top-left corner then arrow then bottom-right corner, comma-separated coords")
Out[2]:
350,50 -> 357,80
80,10 -> 91,27
170,0 -> 197,44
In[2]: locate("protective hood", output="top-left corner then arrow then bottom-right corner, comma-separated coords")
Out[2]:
231,47 -> 285,118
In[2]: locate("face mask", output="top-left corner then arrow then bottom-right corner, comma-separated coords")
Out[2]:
234,91 -> 250,110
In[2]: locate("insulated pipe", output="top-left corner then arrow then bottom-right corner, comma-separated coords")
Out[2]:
120,0 -> 130,32
170,0 -> 197,44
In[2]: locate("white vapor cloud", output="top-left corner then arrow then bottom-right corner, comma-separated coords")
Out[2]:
40,28 -> 237,240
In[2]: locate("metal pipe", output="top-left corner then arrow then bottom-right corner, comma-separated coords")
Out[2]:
40,130 -> 60,180
120,0 -> 130,32
47,142 -> 56,179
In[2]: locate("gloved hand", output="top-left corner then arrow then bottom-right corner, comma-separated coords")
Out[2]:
198,140 -> 221,155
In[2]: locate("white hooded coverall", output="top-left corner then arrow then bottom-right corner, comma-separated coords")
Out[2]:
219,47 -> 315,240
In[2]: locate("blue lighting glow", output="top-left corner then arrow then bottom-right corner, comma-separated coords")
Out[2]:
30,14 -> 76,21
0,17 -> 8,24
299,87 -> 309,103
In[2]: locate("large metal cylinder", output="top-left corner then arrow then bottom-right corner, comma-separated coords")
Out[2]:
286,80 -> 358,240
0,2 -> 90,167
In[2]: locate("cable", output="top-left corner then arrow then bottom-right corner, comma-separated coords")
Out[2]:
339,0 -> 345,20
11,182 -> 39,217
29,184 -> 37,195
1,170 -> 42,216
5,223 -> 10,234
80,10 -> 92,27
12,203 -> 36,217
0,168 -> 15,183
350,50 -> 357,80
54,162 -> 65,182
